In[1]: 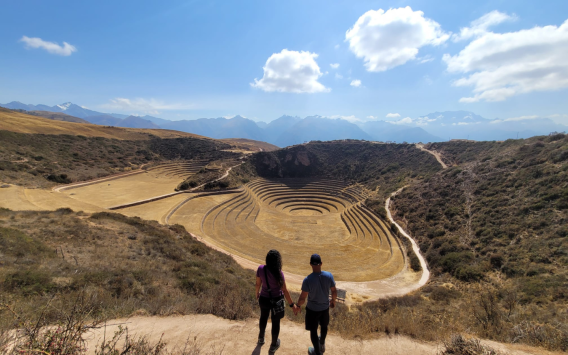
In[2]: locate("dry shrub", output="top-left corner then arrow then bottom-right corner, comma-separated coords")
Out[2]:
439,334 -> 502,355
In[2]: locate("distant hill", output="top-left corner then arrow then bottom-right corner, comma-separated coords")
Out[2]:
0,101 -> 104,118
359,120 -> 442,143
263,115 -> 302,143
11,110 -> 89,124
219,138 -> 279,152
275,116 -> 372,147
84,115 -> 160,129
415,111 -> 567,141
0,107 -> 205,140
4,101 -> 564,147
160,116 -> 266,141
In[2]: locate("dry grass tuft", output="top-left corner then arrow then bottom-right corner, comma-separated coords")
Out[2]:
439,334 -> 502,355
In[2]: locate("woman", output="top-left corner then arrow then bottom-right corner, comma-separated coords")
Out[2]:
256,249 -> 298,353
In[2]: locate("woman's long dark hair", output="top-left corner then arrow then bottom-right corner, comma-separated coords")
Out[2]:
265,249 -> 284,288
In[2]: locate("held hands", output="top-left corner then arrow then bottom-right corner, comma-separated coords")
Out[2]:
292,304 -> 301,316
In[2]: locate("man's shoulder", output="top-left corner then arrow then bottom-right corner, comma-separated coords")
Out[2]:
322,271 -> 334,278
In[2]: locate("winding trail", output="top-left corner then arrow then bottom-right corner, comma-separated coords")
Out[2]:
386,186 -> 430,288
416,143 -> 448,169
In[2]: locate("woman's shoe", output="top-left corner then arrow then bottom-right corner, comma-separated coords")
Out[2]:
257,336 -> 265,345
268,339 -> 280,353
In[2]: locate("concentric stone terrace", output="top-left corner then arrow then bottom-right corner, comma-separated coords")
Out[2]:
195,178 -> 405,281
148,160 -> 208,178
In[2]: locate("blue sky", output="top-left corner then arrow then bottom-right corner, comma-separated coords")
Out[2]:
1,0 -> 568,124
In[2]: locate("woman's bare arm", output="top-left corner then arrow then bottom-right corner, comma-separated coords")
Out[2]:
255,276 -> 262,299
281,281 -> 294,305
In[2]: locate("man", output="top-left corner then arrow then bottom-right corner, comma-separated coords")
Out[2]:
294,254 -> 337,355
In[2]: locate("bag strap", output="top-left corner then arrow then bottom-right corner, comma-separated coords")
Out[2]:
263,266 -> 273,299
318,272 -> 328,298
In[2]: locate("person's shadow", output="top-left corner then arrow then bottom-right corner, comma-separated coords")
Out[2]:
251,343 -> 262,355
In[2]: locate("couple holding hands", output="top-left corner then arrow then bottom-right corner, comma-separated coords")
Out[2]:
255,250 -> 337,355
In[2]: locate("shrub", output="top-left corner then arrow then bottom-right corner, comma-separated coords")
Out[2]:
440,334 -> 503,355
47,173 -> 72,184
3,269 -> 56,296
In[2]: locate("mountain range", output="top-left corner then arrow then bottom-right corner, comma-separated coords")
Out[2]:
1,101 -> 566,147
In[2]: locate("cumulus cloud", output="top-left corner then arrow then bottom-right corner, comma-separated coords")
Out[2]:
367,115 -> 378,120
330,63 -> 340,69
452,11 -> 516,42
20,36 -> 76,56
251,49 -> 329,93
444,16 -> 568,103
102,98 -> 192,115
345,6 -> 449,72
335,73 -> 343,79
386,113 -> 401,118
350,79 -> 362,87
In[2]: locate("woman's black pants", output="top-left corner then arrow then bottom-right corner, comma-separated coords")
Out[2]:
258,296 -> 280,346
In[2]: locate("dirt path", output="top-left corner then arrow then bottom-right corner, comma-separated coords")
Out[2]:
416,143 -> 448,169
83,315 -> 555,355
386,187 -> 430,288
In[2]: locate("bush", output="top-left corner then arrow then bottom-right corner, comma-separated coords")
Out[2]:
3,269 -> 56,296
47,173 -> 72,184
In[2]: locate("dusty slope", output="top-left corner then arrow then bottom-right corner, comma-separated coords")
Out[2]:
220,138 -> 280,152
0,108 -> 205,140
84,315 -> 560,355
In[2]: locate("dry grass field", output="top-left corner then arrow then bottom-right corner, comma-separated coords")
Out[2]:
0,107 -> 205,140
59,171 -> 185,208
220,138 -> 280,152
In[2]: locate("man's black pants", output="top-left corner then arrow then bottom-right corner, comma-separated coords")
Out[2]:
305,307 -> 329,354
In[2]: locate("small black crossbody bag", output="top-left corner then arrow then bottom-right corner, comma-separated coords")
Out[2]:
263,266 -> 285,319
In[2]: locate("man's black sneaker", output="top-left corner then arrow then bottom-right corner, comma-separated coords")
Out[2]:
318,336 -> 325,353
269,339 -> 280,353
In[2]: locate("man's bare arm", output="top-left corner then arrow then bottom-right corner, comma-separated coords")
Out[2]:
296,291 -> 309,308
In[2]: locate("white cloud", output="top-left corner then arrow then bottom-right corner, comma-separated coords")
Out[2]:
444,16 -> 568,103
549,114 -> 568,125
334,44 -> 340,49
452,11 -> 516,42
367,115 -> 378,120
350,79 -> 362,87
345,6 -> 449,72
490,115 -> 540,124
20,36 -> 76,56
335,73 -> 343,79
390,117 -> 414,125
389,115 -> 439,126
102,98 -> 192,115
386,113 -> 401,118
417,55 -> 434,63
330,63 -> 340,69
251,49 -> 329,93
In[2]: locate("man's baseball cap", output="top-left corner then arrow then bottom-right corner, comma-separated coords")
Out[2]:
310,254 -> 322,265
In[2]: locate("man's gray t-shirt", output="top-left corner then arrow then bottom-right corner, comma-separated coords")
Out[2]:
301,271 -> 336,312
